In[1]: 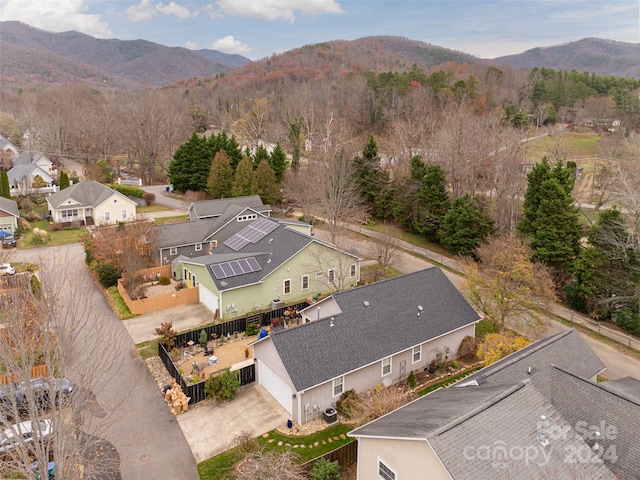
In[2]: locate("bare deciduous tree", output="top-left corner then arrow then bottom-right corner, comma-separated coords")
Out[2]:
234,448 -> 306,480
304,243 -> 358,293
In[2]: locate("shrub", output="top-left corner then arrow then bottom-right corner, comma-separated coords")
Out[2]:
451,360 -> 459,369
142,192 -> 156,206
246,324 -> 259,336
310,458 -> 341,480
156,322 -> 178,348
478,333 -> 531,366
204,369 -> 240,401
406,370 -> 417,388
97,263 -> 121,288
229,431 -> 260,455
158,276 -> 171,285
199,329 -> 208,346
174,280 -> 185,290
335,389 -> 363,419
30,274 -> 42,297
109,184 -> 145,198
17,217 -> 30,232
25,210 -> 41,222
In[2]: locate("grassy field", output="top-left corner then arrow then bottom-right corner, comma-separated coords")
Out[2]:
363,222 -> 452,257
154,215 -> 189,225
522,133 -> 604,162
17,219 -> 86,248
137,204 -> 174,213
197,424 -> 353,480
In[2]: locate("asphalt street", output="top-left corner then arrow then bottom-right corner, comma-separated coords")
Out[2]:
10,245 -> 199,480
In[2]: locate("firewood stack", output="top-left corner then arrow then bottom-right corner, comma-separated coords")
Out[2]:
164,378 -> 189,415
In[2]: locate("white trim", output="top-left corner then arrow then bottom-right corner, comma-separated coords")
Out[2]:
301,274 -> 309,290
381,356 -> 392,377
328,268 -> 335,283
350,263 -> 356,278
332,376 -> 344,397
170,247 -> 178,255
195,243 -> 203,251
412,345 -> 422,364
377,457 -> 397,480
283,278 -> 291,295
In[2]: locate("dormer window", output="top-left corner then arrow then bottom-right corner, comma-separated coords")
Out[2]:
237,214 -> 257,222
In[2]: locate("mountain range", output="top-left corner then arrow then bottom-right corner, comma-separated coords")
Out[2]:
1,21 -> 638,90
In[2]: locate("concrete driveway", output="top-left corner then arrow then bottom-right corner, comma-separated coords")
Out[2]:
176,383 -> 289,462
124,303 -> 215,344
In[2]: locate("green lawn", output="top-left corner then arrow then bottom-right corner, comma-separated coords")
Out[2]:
522,133 -> 612,163
197,424 -> 353,480
137,204 -> 174,213
137,338 -> 159,359
17,219 -> 86,248
106,286 -> 136,320
475,320 -> 498,341
363,222 -> 452,257
154,215 -> 189,225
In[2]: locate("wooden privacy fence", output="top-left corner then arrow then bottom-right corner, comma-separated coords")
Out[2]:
301,440 -> 358,471
125,265 -> 172,282
0,364 -> 48,385
117,278 -> 199,315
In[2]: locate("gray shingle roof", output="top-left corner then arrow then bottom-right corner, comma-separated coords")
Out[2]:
0,197 -> 19,217
46,181 -> 131,209
599,376 -> 640,402
7,164 -> 52,184
156,218 -> 219,248
270,268 -> 480,392
12,150 -> 44,165
459,329 -> 606,396
189,195 -> 270,219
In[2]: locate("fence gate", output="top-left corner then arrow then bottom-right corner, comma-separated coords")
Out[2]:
239,364 -> 255,386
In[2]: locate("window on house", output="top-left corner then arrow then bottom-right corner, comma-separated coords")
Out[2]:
301,275 -> 309,290
382,356 -> 392,376
378,459 -> 396,480
283,279 -> 291,295
195,243 -> 202,251
350,263 -> 356,278
170,247 -> 177,255
332,376 -> 344,397
237,214 -> 257,222
122,209 -> 127,219
315,271 -> 324,277
209,240 -> 217,250
104,211 -> 110,221
328,269 -> 335,282
412,345 -> 421,364
192,274 -> 197,287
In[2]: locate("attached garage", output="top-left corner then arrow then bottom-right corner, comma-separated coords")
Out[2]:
199,285 -> 219,314
259,361 -> 292,415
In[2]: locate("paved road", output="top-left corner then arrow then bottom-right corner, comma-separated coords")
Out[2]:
142,185 -> 189,212
10,245 -> 199,480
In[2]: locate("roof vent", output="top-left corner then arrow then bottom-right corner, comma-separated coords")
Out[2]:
528,367 -> 532,375
267,252 -> 272,263
363,301 -> 370,307
539,415 -> 550,447
268,238 -> 274,243
329,317 -> 334,327
592,431 -> 600,451
417,305 -> 424,317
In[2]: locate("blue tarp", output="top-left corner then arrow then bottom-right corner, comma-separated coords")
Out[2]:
258,328 -> 269,340
0,231 -> 10,238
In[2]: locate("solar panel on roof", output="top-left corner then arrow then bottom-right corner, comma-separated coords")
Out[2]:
210,257 -> 263,280
251,217 -> 279,235
223,234 -> 250,251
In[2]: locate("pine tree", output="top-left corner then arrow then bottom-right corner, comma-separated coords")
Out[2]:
413,164 -> 450,241
169,132 -> 210,192
268,143 -> 289,183
253,160 -> 280,205
252,145 -> 269,170
0,171 -> 10,199
59,170 -> 70,190
231,156 -> 255,197
438,194 -> 494,257
206,150 -> 233,198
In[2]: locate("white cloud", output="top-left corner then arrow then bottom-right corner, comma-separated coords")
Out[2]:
207,36 -> 252,54
184,41 -> 199,50
0,0 -> 112,38
211,0 -> 343,22
156,1 -> 197,19
127,0 -> 196,22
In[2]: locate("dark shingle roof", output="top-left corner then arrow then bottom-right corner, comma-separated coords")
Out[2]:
0,197 -> 18,217
46,181 -> 132,209
270,268 -> 479,391
599,376 -> 640,402
156,218 -> 219,248
189,195 -> 270,219
459,329 -> 605,396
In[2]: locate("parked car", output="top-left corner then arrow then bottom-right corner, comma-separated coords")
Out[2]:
0,419 -> 53,456
32,460 -> 56,480
0,263 -> 15,275
1,234 -> 16,249
0,378 -> 74,418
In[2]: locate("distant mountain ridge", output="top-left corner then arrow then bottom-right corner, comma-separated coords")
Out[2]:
492,38 -> 640,78
0,21 -> 251,87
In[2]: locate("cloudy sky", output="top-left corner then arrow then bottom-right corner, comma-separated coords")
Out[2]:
1,0 -> 639,60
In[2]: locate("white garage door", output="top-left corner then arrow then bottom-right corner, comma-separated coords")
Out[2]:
199,285 -> 219,314
259,362 -> 292,414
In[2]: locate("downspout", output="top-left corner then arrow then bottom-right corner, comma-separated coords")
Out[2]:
297,390 -> 303,425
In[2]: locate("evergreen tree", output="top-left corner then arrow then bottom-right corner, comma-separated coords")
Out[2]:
253,159 -> 280,205
438,194 -> 494,257
213,131 -> 243,172
529,177 -> 581,272
169,132 -> 210,192
252,145 -> 269,170
0,170 -> 10,199
206,150 -> 233,198
354,135 -> 390,218
392,155 -> 426,230
268,143 -> 289,183
59,170 -> 70,190
413,164 -> 450,241
287,117 -> 302,172
231,156 -> 254,197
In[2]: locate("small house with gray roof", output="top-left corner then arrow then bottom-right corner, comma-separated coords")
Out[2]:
156,196 -> 275,264
171,216 -> 359,320
0,197 -> 19,234
46,181 -> 137,225
348,329 -> 640,480
7,163 -> 54,196
12,150 -> 54,175
251,267 -> 479,424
